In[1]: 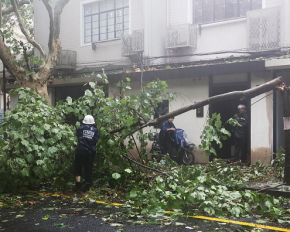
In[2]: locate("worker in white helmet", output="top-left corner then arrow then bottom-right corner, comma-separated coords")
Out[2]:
75,115 -> 100,192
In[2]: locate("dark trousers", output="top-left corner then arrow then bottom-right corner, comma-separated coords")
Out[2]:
232,137 -> 247,162
75,152 -> 96,184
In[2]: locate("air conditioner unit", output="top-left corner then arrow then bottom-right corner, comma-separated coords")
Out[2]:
122,29 -> 144,56
247,7 -> 281,51
56,50 -> 77,71
166,24 -> 197,49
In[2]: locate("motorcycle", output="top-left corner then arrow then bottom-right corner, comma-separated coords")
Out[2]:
149,129 -> 195,165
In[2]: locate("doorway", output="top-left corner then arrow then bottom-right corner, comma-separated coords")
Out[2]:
209,80 -> 250,161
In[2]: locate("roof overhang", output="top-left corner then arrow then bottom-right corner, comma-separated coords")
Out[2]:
265,58 -> 290,70
108,60 -> 266,83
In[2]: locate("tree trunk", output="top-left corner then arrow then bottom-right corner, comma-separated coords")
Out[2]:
0,0 -> 69,106
119,76 -> 285,138
20,78 -> 50,104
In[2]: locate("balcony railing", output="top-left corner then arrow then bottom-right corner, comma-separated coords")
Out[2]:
56,50 -> 77,70
166,24 -> 197,49
247,7 -> 281,51
122,29 -> 144,56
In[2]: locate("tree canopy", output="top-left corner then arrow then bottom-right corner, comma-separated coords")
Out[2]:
0,0 -> 69,104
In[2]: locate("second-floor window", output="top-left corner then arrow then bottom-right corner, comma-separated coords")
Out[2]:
84,0 -> 129,43
193,0 -> 262,24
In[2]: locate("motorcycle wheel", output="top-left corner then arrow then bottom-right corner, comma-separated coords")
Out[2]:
177,149 -> 195,165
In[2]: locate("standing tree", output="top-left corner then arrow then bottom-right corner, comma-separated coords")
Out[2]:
0,0 -> 69,104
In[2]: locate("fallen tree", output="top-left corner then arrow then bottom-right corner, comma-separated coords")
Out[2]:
0,76 -> 289,192
127,76 -> 284,132
113,76 -> 290,184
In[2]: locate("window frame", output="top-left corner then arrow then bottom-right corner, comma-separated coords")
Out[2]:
192,0 -> 262,25
81,0 -> 130,45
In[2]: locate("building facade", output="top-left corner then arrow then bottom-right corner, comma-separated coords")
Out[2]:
6,0 -> 290,163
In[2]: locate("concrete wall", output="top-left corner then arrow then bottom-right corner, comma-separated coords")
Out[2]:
60,0 -> 131,68
34,0 -> 287,65
143,0 -> 167,62
108,76 -> 209,163
195,19 -> 247,57
265,0 -> 283,8
165,77 -> 209,163
131,0 -> 144,31
34,0 -> 50,56
250,71 -> 273,164
167,0 -> 188,26
281,0 -> 290,47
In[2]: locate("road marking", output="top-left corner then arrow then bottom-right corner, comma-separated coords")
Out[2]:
27,190 -> 290,231
166,211 -> 290,232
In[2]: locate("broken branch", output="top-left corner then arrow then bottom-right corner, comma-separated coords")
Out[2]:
2,0 -> 29,16
111,76 -> 284,137
11,0 -> 46,57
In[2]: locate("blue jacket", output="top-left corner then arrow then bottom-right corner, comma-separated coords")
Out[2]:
76,124 -> 100,155
159,120 -> 176,146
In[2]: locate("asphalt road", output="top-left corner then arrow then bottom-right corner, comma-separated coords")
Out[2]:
0,205 -> 244,232
0,192 -> 289,232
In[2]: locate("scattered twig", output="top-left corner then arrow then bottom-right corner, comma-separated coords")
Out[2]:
205,160 -> 242,173
256,183 -> 286,193
122,151 -> 167,176
128,106 -> 148,122
149,98 -> 160,118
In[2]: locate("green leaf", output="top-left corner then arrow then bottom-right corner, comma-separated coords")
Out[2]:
43,124 -> 51,130
204,207 -> 215,215
175,222 -> 186,225
89,82 -> 96,89
231,206 -> 241,217
112,173 -> 121,180
107,139 -> 115,146
125,168 -> 132,174
42,214 -> 50,220
265,200 -> 272,209
130,190 -> 138,198
66,97 -> 72,105
156,176 -> 164,183
54,223 -> 66,228
256,219 -> 267,224
21,140 -> 29,147
230,191 -> 242,200
85,90 -> 93,97
110,223 -> 123,227
48,147 -> 58,154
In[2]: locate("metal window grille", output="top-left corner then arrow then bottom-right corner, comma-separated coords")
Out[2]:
247,7 -> 281,51
193,0 -> 262,24
165,24 -> 197,49
84,0 -> 129,43
122,29 -> 144,56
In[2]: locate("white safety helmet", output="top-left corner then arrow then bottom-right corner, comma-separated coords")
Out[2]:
237,104 -> 246,109
82,115 -> 95,124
